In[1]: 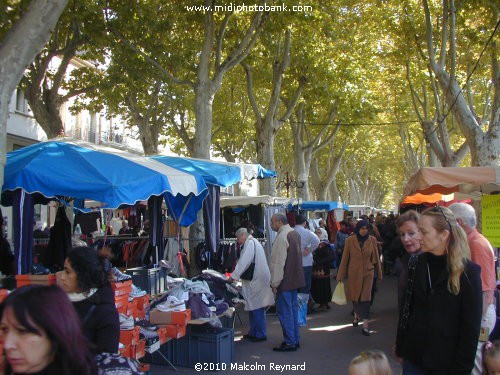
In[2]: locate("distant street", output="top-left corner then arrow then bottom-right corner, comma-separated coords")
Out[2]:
151,274 -> 402,374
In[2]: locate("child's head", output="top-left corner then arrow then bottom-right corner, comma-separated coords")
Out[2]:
348,350 -> 393,375
484,341 -> 500,375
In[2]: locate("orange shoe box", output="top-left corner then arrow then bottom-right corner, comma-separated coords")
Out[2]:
114,294 -> 129,315
138,363 -> 150,373
134,294 -> 150,310
157,326 -> 168,344
15,274 -> 56,288
119,344 -> 132,358
135,309 -> 146,319
163,324 -> 187,339
119,326 -> 140,346
126,300 -> 137,317
149,308 -> 191,325
132,339 -> 146,359
111,280 -> 132,296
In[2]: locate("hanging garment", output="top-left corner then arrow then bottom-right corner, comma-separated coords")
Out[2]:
45,206 -> 72,271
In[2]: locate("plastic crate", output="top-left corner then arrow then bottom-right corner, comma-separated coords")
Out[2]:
220,314 -> 235,329
187,326 -> 234,368
125,267 -> 166,296
143,327 -> 234,369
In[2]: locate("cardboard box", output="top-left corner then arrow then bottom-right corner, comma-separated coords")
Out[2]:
149,308 -> 191,325
111,280 -> 132,296
15,274 -> 56,288
114,294 -> 129,315
164,324 -> 187,339
132,339 -> 146,360
119,326 -> 140,346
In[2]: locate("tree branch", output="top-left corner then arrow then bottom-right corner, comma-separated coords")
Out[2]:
60,85 -> 96,102
241,62 -> 262,120
423,0 -> 438,68
218,8 -> 268,75
278,76 -> 306,124
406,62 -> 425,123
438,0 -> 449,68
215,12 -> 232,72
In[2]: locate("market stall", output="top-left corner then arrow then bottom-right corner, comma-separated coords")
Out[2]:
403,166 -> 500,198
219,195 -> 291,266
149,157 -> 276,272
287,200 -> 349,243
1,138 -> 209,273
403,166 -> 500,246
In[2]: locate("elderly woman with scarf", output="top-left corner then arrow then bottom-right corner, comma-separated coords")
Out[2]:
337,220 -> 382,336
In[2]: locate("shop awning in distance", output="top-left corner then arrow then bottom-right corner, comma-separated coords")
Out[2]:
288,200 -> 349,211
220,195 -> 291,208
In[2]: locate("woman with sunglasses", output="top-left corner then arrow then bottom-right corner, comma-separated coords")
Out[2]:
396,206 -> 482,375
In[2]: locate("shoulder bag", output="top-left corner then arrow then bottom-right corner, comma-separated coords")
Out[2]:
240,242 -> 256,281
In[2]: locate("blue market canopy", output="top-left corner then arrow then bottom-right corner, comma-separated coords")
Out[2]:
289,200 -> 349,211
150,155 -> 277,188
2,139 -> 208,225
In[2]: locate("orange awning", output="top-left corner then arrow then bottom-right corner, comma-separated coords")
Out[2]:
402,193 -> 443,205
404,167 -> 500,197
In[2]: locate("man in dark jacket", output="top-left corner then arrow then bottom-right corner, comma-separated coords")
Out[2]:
270,214 -> 305,352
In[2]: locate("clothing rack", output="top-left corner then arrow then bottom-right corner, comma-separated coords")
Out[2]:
33,238 -> 50,245
93,235 -> 149,241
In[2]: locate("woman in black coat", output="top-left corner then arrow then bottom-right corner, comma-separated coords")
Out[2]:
311,228 -> 335,309
396,206 -> 482,375
59,246 -> 120,354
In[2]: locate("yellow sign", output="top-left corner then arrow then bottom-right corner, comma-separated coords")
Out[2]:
482,195 -> 500,247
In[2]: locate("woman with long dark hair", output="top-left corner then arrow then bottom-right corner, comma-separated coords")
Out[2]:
337,220 -> 382,336
0,285 -> 95,374
396,206 -> 482,374
60,246 -> 119,353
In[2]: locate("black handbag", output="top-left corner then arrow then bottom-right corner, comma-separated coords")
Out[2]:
240,245 -> 256,281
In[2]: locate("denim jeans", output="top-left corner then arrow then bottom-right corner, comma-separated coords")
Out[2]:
276,289 -> 299,345
299,266 -> 313,296
248,307 -> 266,338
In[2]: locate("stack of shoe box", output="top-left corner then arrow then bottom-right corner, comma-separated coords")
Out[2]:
113,280 -> 151,361
150,309 -> 191,341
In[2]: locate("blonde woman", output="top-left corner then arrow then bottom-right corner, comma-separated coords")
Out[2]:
396,206 -> 482,375
348,350 -> 393,375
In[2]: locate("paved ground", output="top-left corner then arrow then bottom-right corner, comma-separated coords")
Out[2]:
149,274 -> 402,374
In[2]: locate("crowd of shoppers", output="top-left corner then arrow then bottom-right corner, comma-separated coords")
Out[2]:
1,202 -> 496,374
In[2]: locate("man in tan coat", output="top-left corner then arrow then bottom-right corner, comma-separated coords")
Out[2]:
270,213 -> 305,352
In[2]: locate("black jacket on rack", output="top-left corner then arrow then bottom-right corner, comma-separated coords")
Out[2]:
45,206 -> 72,271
